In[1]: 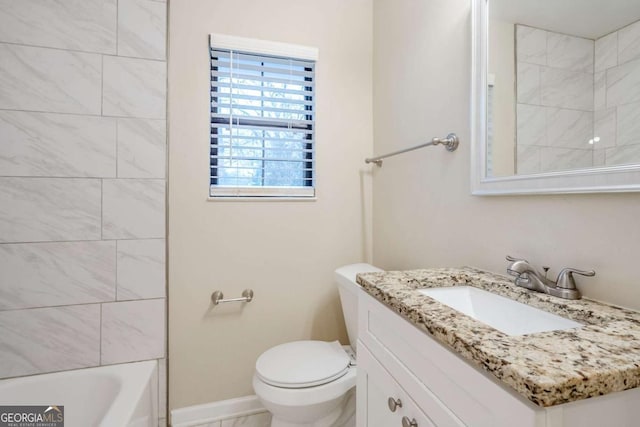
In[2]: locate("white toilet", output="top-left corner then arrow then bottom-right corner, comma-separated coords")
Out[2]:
252,263 -> 382,427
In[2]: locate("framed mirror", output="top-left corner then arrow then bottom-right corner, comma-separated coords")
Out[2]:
471,0 -> 640,195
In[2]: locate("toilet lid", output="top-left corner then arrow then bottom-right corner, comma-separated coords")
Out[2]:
256,340 -> 351,389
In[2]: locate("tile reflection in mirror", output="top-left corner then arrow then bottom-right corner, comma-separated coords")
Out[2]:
487,0 -> 640,177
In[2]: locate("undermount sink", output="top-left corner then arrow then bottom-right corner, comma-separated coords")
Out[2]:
419,286 -> 582,336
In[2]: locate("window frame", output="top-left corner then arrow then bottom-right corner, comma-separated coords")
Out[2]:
208,34 -> 319,199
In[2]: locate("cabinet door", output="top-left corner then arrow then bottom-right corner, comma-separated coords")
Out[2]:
364,358 -> 405,427
359,343 -> 435,427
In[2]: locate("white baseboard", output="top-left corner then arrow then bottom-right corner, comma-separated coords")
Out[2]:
171,395 -> 266,427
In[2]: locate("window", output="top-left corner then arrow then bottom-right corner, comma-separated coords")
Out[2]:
486,74 -> 495,176
209,34 -> 318,198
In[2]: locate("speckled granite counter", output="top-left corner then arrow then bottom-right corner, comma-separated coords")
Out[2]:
356,267 -> 640,407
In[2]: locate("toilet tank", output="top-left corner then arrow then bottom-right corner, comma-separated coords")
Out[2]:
334,263 -> 383,351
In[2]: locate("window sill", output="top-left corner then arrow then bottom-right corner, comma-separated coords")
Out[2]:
207,196 -> 317,202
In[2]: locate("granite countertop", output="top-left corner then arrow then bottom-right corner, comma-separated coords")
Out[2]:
356,267 -> 640,407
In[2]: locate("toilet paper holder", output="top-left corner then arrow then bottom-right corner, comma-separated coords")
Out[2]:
211,289 -> 254,306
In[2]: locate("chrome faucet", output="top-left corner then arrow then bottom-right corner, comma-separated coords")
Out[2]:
505,255 -> 595,300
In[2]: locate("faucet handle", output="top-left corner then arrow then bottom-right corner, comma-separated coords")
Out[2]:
506,255 -> 528,263
556,268 -> 595,290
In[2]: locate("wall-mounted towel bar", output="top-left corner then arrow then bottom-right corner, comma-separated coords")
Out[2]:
365,133 -> 459,167
211,289 -> 254,306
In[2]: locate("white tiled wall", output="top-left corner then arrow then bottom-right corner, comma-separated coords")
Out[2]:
515,20 -> 640,172
594,19 -> 640,166
0,111 -> 117,177
0,44 -> 103,114
102,179 -> 166,239
117,118 -> 167,178
515,24 -> 595,174
0,241 -> 116,310
0,0 -> 118,53
0,178 -> 102,242
101,298 -> 165,364
0,0 -> 167,423
117,239 -> 166,300
118,0 -> 167,60
0,305 -> 101,377
102,56 -> 167,118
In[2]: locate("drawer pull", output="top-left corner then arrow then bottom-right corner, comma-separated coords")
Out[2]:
387,397 -> 403,412
402,416 -> 418,427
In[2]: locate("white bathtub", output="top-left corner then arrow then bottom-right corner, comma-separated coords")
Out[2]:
0,360 -> 158,427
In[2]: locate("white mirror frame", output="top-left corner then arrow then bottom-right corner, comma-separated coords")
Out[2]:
470,0 -> 640,195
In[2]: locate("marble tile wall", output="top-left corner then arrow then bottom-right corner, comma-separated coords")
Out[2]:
0,0 -> 167,424
516,20 -> 640,172
515,24 -> 595,174
593,19 -> 640,167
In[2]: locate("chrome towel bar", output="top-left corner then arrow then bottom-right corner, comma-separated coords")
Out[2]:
365,133 -> 459,167
211,289 -> 254,306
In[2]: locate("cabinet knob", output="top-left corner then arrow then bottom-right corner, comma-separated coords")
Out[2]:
402,416 -> 418,427
387,397 -> 403,412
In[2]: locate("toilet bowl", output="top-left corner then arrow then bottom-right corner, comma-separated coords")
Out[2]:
252,263 -> 382,427
252,341 -> 356,427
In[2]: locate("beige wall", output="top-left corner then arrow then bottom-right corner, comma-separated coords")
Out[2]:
372,0 -> 640,310
168,0 -> 373,410
488,18 -> 515,176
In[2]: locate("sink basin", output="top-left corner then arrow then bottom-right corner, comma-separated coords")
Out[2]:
419,286 -> 582,336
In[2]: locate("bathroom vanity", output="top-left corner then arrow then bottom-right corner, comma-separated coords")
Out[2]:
355,268 -> 640,427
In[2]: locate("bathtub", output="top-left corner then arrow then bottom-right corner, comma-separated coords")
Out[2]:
0,360 -> 158,427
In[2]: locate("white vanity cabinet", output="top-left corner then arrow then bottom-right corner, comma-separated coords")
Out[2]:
358,345 -> 434,427
356,290 -> 640,427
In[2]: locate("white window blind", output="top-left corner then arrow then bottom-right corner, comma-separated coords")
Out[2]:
486,74 -> 495,177
209,35 -> 318,198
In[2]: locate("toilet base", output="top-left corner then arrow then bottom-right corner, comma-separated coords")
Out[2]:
269,388 -> 355,427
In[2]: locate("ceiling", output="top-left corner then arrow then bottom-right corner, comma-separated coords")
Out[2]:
490,0 -> 640,39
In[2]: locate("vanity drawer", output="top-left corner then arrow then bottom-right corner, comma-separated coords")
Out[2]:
358,342 -> 437,427
358,290 -> 543,427
358,337 -> 463,427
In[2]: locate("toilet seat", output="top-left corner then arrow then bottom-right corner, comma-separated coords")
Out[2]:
255,340 -> 351,389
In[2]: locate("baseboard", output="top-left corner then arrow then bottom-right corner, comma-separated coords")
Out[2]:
171,395 -> 266,427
